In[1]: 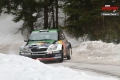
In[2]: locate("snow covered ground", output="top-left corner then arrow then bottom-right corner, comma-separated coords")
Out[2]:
72,41 -> 120,62
0,13 -> 119,80
0,53 -> 117,80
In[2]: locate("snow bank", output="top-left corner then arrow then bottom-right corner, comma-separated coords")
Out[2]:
0,53 -> 117,80
73,41 -> 120,62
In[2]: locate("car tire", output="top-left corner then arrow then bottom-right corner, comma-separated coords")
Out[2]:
19,52 -> 21,55
67,48 -> 72,60
59,49 -> 64,62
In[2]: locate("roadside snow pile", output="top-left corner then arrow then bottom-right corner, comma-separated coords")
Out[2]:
73,41 -> 120,62
0,53 -> 117,80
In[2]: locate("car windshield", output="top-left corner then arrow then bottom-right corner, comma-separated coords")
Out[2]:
29,32 -> 58,41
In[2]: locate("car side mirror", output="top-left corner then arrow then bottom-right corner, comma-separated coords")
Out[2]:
24,40 -> 28,42
62,37 -> 65,40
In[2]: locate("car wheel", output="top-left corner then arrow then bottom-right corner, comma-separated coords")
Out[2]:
67,48 -> 72,60
59,49 -> 64,62
19,52 -> 21,55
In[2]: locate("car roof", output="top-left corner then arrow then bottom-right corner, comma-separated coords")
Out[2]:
32,29 -> 62,33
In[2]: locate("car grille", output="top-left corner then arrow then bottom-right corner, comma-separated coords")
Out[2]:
31,54 -> 54,58
31,48 -> 47,52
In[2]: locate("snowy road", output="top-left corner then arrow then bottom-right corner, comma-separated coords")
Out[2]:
48,59 -> 120,79
0,13 -> 119,80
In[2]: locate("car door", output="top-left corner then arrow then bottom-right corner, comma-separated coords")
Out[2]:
58,31 -> 67,56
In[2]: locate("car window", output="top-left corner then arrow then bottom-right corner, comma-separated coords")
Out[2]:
62,33 -> 65,39
59,32 -> 65,40
29,32 -> 58,40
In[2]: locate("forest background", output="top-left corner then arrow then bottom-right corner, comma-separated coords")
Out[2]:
0,0 -> 120,43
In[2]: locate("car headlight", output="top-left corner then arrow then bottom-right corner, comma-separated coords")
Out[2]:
53,50 -> 60,53
20,46 -> 24,51
47,44 -> 57,51
23,46 -> 31,53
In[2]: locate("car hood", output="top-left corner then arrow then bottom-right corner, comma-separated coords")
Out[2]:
27,40 -> 56,48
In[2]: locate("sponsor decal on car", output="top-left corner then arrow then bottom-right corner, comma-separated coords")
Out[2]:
58,40 -> 62,44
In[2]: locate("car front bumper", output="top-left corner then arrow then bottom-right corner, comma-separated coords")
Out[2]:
19,52 -> 62,61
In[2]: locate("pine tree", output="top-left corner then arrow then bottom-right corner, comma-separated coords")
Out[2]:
0,0 -> 44,33
63,0 -> 120,43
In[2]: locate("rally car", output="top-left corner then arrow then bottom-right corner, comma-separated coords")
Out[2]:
19,29 -> 72,62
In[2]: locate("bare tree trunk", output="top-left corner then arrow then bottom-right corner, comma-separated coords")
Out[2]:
7,1 -> 10,13
29,15 -> 34,33
44,0 -> 48,29
30,21 -> 34,33
52,3 -> 55,29
55,0 -> 58,29
0,7 -> 2,14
